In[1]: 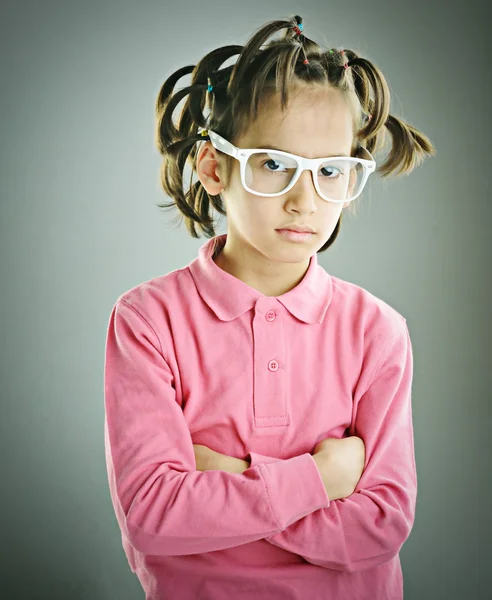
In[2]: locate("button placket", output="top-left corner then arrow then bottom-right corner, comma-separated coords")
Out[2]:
252,299 -> 288,429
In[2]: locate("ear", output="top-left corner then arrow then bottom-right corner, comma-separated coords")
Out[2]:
196,141 -> 225,195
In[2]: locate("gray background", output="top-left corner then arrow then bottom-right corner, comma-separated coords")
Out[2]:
1,0 -> 490,598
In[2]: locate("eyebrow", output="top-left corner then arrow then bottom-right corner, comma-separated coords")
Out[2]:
253,143 -> 350,158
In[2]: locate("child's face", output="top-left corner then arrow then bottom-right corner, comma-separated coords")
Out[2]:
201,84 -> 355,265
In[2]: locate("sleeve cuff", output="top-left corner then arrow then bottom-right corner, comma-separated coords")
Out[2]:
257,452 -> 330,529
247,451 -> 283,467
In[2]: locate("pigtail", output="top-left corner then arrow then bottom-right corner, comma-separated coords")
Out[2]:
228,15 -> 313,121
343,50 -> 436,176
155,46 -> 242,238
378,113 -> 436,176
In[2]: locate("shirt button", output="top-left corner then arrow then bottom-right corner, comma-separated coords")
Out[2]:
266,311 -> 276,322
268,360 -> 279,372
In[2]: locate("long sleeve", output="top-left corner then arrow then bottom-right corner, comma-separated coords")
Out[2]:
259,320 -> 417,573
104,299 -> 330,558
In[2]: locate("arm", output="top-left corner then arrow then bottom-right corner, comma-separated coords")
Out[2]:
201,319 -> 417,573
104,299 -> 329,557
263,320 -> 417,572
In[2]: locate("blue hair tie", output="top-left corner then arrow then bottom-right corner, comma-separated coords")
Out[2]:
207,84 -> 213,92
292,23 -> 303,36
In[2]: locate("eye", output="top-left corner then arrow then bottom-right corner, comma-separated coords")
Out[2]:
319,165 -> 342,178
262,159 -> 288,172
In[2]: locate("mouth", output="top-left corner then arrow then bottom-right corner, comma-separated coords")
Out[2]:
276,224 -> 316,234
276,229 -> 316,242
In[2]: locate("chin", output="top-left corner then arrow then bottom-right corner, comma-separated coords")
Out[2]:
267,243 -> 316,262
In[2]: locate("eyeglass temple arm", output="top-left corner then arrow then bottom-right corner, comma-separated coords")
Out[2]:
208,130 -> 238,158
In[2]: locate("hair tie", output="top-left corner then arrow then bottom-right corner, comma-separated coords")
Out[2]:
292,21 -> 308,64
292,22 -> 303,36
207,84 -> 213,92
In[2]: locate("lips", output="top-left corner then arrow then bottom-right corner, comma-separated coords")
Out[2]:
276,229 -> 315,243
277,226 -> 315,233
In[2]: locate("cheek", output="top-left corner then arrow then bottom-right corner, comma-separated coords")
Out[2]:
247,199 -> 283,225
322,203 -> 344,221
232,191 -> 273,220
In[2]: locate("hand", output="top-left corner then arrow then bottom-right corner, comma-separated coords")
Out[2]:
193,444 -> 250,474
312,436 -> 366,501
193,444 -> 222,472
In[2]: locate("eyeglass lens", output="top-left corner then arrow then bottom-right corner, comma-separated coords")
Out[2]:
244,151 -> 366,201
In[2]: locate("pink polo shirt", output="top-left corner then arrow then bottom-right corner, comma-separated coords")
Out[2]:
104,233 -> 417,600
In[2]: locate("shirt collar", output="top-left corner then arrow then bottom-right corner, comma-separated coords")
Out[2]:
188,234 -> 333,324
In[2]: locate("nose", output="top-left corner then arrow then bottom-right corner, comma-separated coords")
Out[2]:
286,169 -> 318,212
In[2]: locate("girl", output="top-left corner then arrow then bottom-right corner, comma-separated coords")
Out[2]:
104,14 -> 435,600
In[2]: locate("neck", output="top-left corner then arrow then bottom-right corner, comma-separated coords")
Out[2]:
213,236 -> 311,297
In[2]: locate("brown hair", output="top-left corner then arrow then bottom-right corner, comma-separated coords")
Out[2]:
154,14 -> 436,253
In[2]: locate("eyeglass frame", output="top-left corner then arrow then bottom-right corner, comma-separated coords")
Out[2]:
205,129 -> 377,204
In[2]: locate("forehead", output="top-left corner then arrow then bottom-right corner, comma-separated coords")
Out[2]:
239,85 -> 354,157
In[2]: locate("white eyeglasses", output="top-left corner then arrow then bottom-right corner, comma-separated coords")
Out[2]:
205,129 -> 376,204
